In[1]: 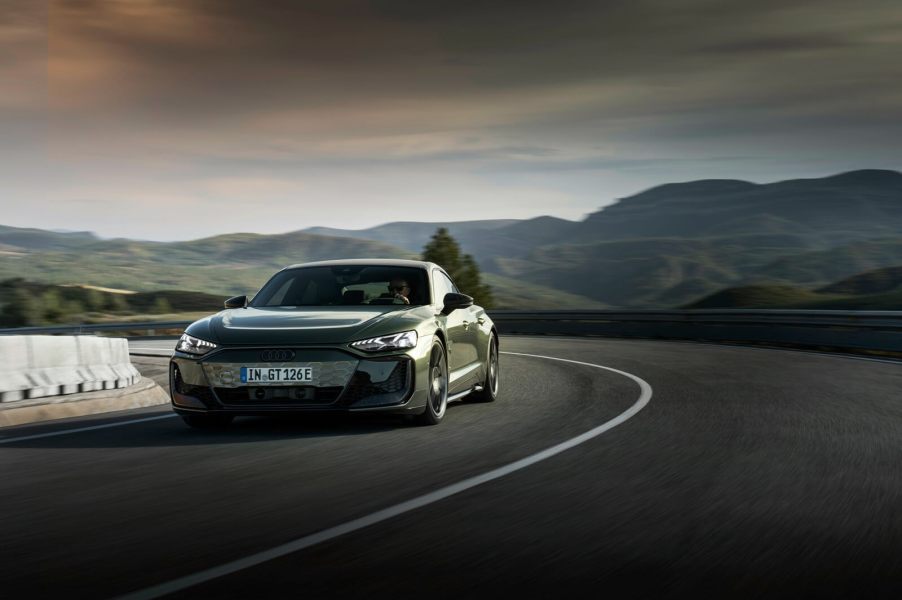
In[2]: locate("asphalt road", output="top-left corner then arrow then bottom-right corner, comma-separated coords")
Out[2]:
2,337 -> 902,599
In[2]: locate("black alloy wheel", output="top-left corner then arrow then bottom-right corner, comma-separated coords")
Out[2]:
471,333 -> 499,403
418,340 -> 448,425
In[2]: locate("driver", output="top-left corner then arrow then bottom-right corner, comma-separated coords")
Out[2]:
387,277 -> 411,304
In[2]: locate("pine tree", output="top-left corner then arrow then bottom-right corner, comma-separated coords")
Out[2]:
422,228 -> 494,308
459,253 -> 494,308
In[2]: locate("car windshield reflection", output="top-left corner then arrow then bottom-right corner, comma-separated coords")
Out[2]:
251,266 -> 430,307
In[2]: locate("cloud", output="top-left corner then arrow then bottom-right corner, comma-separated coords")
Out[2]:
42,0 -> 902,132
700,34 -> 856,55
0,1 -> 46,112
484,155 -> 759,174
0,0 -> 899,239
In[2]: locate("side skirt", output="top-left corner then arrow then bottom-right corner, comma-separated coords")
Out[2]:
448,384 -> 483,404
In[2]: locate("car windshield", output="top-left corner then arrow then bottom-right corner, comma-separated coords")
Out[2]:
251,265 -> 430,307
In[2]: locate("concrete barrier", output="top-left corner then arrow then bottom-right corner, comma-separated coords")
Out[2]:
0,377 -> 170,427
0,336 -> 141,402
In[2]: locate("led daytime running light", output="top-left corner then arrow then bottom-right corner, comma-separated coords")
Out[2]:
351,331 -> 418,352
176,333 -> 218,356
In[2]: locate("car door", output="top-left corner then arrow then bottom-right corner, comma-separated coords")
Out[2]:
434,270 -> 480,392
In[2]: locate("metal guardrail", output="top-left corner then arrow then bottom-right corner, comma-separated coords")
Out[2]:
2,310 -> 902,354
490,309 -> 902,328
488,310 -> 902,354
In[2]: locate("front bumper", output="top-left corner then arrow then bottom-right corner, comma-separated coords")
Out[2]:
169,345 -> 428,416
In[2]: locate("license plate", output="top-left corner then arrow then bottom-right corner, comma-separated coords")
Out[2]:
240,366 -> 314,384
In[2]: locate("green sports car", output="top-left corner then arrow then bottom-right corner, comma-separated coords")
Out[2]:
169,259 -> 499,427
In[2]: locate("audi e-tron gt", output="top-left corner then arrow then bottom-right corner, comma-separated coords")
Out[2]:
169,259 -> 499,427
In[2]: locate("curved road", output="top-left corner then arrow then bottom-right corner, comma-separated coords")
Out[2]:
2,337 -> 901,599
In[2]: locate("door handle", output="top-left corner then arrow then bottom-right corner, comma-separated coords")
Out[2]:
477,317 -> 486,325
462,320 -> 470,330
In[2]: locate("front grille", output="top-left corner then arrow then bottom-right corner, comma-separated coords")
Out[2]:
214,386 -> 343,406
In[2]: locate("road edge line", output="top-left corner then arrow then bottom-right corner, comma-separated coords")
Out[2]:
0,414 -> 176,444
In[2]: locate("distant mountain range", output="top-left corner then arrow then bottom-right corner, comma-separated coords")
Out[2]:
304,220 -> 521,253
1,169 -> 900,308
303,169 -> 902,307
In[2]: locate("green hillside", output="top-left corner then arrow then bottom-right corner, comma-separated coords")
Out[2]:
817,265 -> 902,295
0,230 -> 417,297
686,265 -> 902,310
753,240 -> 902,287
493,235 -> 800,307
685,285 -> 842,309
572,169 -> 902,245
481,273 -> 607,309
0,225 -> 598,315
299,170 -> 902,307
687,285 -> 902,310
2,169 -> 901,309
0,225 -> 98,252
0,279 -> 225,327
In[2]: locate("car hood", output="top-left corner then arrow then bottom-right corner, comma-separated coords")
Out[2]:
188,306 -> 426,346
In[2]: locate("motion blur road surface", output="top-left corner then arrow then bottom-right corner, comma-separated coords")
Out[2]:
2,337 -> 901,599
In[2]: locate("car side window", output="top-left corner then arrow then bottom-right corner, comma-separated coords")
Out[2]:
433,271 -> 453,305
440,272 -> 460,294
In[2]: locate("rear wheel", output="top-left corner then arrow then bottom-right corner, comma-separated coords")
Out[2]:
181,414 -> 234,429
417,341 -> 448,425
471,333 -> 499,403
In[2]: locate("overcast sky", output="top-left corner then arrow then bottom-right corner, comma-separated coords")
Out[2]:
2,0 -> 901,240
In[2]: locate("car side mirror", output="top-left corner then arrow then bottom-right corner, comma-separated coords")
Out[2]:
224,295 -> 248,309
441,292 -> 473,314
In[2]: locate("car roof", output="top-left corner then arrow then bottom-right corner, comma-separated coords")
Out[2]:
281,258 -> 439,271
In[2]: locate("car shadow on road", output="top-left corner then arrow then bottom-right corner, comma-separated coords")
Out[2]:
1,412 -> 433,449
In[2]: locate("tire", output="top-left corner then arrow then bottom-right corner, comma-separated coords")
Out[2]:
181,414 -> 234,429
417,340 -> 448,425
471,333 -> 499,403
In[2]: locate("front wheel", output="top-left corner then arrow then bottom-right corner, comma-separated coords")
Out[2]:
417,341 -> 448,425
471,333 -> 499,403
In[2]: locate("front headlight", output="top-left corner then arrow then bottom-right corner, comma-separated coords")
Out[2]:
176,333 -> 218,356
351,331 -> 418,352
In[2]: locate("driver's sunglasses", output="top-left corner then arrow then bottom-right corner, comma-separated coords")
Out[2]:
390,285 -> 409,292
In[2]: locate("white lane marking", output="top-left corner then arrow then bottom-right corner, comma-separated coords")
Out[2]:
0,414 -> 176,445
117,351 -> 653,600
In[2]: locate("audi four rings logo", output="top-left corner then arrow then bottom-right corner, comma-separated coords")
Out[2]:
260,349 -> 295,362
